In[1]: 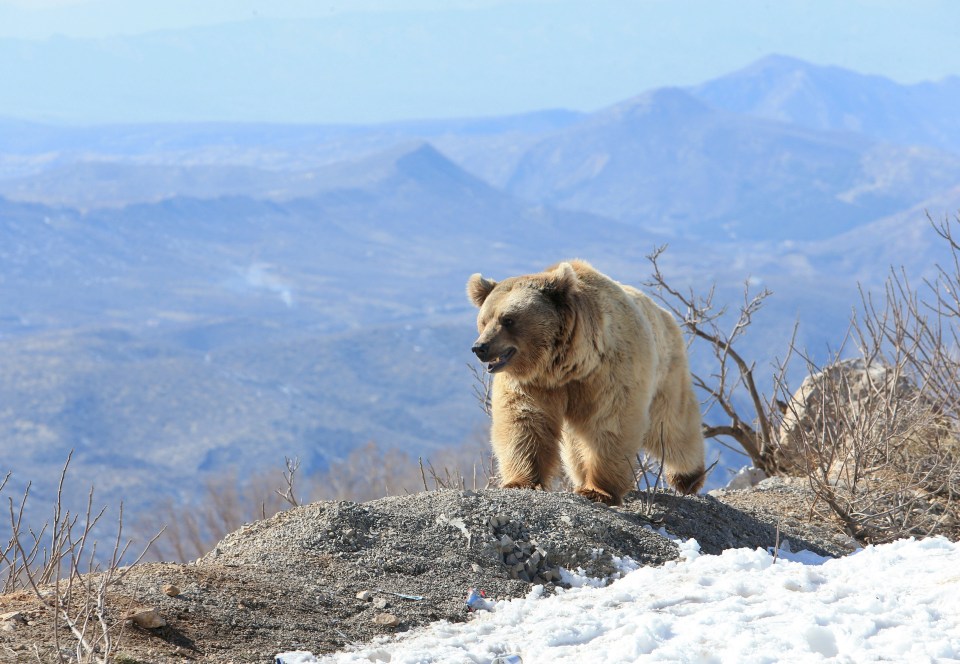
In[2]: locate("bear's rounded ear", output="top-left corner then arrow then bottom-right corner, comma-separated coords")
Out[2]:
543,262 -> 578,296
467,273 -> 497,307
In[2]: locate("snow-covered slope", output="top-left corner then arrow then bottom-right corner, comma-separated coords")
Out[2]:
292,536 -> 960,663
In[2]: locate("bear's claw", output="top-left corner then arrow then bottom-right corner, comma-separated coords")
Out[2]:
575,487 -> 621,506
501,480 -> 545,491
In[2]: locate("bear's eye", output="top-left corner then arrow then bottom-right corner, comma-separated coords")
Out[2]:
501,316 -> 515,328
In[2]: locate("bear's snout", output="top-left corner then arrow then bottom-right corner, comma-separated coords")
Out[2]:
472,340 -> 517,374
471,341 -> 491,360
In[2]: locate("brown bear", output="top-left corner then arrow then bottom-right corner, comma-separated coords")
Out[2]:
467,260 -> 705,505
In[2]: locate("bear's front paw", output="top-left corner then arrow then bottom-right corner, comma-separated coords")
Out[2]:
501,479 -> 544,491
575,487 -> 621,506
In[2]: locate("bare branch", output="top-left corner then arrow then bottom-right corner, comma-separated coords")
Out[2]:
275,456 -> 302,508
646,246 -> 782,474
468,362 -> 494,417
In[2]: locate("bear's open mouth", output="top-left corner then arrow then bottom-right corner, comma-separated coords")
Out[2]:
486,347 -> 516,373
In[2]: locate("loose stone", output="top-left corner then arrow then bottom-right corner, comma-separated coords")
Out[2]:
372,613 -> 400,627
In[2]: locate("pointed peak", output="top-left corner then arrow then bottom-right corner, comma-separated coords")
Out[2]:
348,140 -> 461,174
743,54 -> 817,74
309,140 -> 492,197
392,142 -> 490,190
393,141 -> 450,167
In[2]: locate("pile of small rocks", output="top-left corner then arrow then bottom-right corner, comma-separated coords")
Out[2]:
484,514 -> 561,583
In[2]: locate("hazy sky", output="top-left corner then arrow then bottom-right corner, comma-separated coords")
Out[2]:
1,0 -> 958,123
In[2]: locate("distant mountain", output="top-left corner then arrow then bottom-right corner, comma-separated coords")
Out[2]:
7,56 -> 960,224
0,111 -> 583,193
505,87 -> 960,241
691,55 -> 960,153
0,143 -> 495,208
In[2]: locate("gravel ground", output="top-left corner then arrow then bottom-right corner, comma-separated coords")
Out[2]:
0,482 -> 856,663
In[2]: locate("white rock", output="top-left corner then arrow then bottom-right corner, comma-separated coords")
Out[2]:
124,608 -> 167,629
724,466 -> 767,490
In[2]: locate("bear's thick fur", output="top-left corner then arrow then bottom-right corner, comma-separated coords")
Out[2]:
467,260 -> 705,505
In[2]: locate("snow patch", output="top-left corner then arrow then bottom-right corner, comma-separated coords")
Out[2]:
293,536 -> 960,663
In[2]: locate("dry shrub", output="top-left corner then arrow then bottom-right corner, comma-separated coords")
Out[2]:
1,452 -> 160,663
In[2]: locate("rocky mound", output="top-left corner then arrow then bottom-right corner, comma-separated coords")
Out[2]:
0,483 -> 855,663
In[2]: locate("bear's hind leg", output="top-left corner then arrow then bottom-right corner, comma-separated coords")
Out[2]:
646,366 -> 706,495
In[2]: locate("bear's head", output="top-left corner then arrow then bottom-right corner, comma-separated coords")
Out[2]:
466,262 -> 578,381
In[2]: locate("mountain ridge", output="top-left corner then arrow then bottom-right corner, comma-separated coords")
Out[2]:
505,86 -> 960,241
691,53 -> 960,151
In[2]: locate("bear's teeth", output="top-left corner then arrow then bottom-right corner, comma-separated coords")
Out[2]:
485,348 -> 515,373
